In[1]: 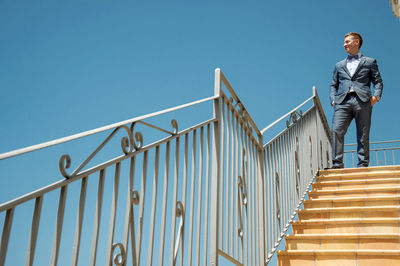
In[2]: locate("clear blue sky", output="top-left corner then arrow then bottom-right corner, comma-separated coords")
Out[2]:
1,1 -> 399,265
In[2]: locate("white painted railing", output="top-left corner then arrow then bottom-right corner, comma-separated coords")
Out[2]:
0,68 -> 332,265
344,140 -> 400,168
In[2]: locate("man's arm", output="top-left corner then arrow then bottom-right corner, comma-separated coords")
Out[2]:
330,66 -> 339,106
370,59 -> 383,99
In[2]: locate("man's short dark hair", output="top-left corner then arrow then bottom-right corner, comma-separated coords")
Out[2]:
345,32 -> 363,48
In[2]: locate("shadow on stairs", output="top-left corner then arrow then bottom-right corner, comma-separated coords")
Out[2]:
278,165 -> 400,266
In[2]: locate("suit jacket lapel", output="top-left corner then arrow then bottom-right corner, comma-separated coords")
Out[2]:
352,56 -> 366,77
341,59 -> 351,78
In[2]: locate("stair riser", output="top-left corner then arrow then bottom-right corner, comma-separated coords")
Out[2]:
286,239 -> 400,251
298,211 -> 400,220
304,200 -> 400,209
278,255 -> 400,266
292,223 -> 400,234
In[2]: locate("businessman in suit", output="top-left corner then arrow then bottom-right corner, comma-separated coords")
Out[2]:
330,32 -> 383,168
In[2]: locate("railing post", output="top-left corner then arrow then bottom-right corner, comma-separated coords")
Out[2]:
210,68 -> 222,266
257,134 -> 266,265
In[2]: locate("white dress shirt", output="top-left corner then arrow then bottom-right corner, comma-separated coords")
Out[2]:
346,53 -> 361,92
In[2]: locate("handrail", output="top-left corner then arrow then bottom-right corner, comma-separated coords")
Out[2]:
260,95 -> 314,134
220,70 -> 262,137
0,95 -> 218,161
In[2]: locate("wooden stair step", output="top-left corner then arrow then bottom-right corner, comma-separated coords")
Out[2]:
316,170 -> 400,181
298,206 -> 400,220
285,234 -> 400,251
278,250 -> 400,266
312,178 -> 400,191
303,195 -> 400,209
292,218 -> 400,234
308,186 -> 400,199
318,165 -> 400,177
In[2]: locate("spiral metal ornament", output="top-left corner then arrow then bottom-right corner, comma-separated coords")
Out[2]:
111,243 -> 126,266
171,119 -> 178,135
130,122 -> 143,150
59,154 -> 72,179
238,228 -> 243,238
119,125 -> 135,155
176,201 -> 184,217
132,190 -> 140,205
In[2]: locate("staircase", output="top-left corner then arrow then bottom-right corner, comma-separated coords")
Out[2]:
278,165 -> 400,266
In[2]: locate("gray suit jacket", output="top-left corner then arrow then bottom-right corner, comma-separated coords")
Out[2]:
330,55 -> 383,105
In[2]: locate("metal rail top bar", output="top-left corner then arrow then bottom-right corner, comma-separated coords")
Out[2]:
219,70 -> 262,136
0,95 -> 218,161
344,140 -> 400,147
260,94 -> 315,134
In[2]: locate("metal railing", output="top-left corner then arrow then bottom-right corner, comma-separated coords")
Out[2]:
344,140 -> 400,168
0,68 -> 332,265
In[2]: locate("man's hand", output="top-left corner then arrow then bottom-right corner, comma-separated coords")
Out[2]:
370,96 -> 378,106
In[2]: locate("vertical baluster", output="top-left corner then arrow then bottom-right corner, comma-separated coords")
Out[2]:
106,163 -> 121,266
265,145 -> 271,257
25,196 -> 43,266
240,126 -> 246,265
195,126 -> 204,265
159,142 -> 170,266
384,150 -> 387,165
135,152 -> 148,266
169,138 -> 180,265
175,134 -> 188,266
147,146 -> 160,265
234,115 -> 239,259
247,136 -> 253,266
392,150 -> 395,165
0,208 -> 14,266
202,124 -> 211,266
126,157 -> 137,266
229,111 -> 235,256
50,185 -> 67,266
188,130 -> 197,266
210,70 -> 221,265
224,102 -> 231,252
283,131 -> 289,229
71,176 -> 88,266
90,169 -> 106,266
219,99 -> 225,251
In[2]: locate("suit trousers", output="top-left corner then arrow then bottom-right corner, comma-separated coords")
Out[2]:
332,92 -> 372,168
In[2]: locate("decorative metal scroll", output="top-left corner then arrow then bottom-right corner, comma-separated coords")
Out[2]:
111,243 -> 126,266
237,148 -> 248,239
173,201 -> 185,265
275,172 -> 281,224
59,119 -> 178,179
294,137 -> 300,193
228,97 -> 253,133
309,136 -> 313,176
286,110 -> 303,128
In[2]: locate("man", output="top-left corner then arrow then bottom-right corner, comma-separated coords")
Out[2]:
330,32 -> 383,168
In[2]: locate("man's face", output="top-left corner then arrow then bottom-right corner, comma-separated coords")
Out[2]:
344,36 -> 360,55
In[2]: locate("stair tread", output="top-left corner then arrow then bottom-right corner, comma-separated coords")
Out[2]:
292,218 -> 400,225
319,166 -> 400,176
314,177 -> 400,186
299,205 -> 400,213
278,249 -> 400,255
308,186 -> 400,194
286,233 -> 400,239
304,195 -> 400,203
